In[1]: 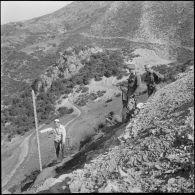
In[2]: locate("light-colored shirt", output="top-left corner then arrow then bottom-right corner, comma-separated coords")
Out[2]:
53,124 -> 66,143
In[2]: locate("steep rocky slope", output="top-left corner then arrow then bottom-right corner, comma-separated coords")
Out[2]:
23,68 -> 194,193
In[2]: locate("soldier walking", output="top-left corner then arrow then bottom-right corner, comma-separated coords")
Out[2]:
144,64 -> 164,97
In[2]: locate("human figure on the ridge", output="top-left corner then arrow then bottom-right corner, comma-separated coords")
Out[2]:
127,64 -> 141,100
126,64 -> 141,120
144,64 -> 164,97
49,119 -> 66,162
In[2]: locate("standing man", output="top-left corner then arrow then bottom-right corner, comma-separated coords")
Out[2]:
126,64 -> 141,117
127,64 -> 141,99
119,85 -> 129,122
51,119 -> 66,161
144,64 -> 164,97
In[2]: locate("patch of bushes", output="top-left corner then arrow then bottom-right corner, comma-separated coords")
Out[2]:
81,86 -> 89,93
75,90 -> 106,106
116,74 -> 123,80
94,76 -> 102,81
57,106 -> 74,116
94,122 -> 106,133
105,98 -> 113,103
1,87 -> 56,139
97,90 -> 106,97
62,94 -> 68,99
89,93 -> 98,100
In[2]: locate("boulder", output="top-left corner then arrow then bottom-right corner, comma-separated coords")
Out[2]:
33,166 -> 57,186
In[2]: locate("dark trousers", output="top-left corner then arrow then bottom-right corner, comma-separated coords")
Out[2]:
54,140 -> 63,158
147,84 -> 156,97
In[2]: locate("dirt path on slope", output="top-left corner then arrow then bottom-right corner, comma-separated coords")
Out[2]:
2,132 -> 34,189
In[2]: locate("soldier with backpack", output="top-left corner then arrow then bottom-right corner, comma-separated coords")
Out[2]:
126,64 -> 142,121
117,64 -> 141,122
144,64 -> 164,97
127,64 -> 141,104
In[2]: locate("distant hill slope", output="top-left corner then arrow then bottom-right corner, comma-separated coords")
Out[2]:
1,1 -> 194,99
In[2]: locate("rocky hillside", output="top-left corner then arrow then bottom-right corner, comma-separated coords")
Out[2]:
22,67 -> 194,193
32,45 -> 103,93
1,1 -> 194,99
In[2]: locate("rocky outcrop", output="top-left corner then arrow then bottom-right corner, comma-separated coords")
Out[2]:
33,46 -> 103,93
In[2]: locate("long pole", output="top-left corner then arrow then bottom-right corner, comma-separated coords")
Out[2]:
32,89 -> 42,172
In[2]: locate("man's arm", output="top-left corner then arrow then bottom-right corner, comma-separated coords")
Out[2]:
47,127 -> 54,136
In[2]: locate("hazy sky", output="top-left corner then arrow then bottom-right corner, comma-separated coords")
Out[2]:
1,1 -> 73,24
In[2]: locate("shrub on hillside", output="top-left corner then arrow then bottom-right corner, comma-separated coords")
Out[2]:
94,122 -> 106,133
62,94 -> 68,99
117,74 -> 123,80
57,107 -> 74,116
57,99 -> 62,104
81,86 -> 89,93
89,93 -> 98,100
97,90 -> 106,97
105,98 -> 113,103
95,75 -> 103,81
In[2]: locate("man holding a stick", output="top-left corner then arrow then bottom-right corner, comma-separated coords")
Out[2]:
51,119 -> 66,161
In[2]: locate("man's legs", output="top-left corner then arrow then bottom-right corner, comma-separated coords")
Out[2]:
147,84 -> 156,97
54,141 -> 60,159
122,106 -> 127,123
61,142 -> 65,158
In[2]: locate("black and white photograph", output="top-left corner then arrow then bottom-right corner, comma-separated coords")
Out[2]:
1,1 -> 194,193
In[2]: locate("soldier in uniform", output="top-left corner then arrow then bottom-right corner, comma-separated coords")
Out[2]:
144,64 -> 164,97
118,64 -> 141,122
126,64 -> 141,114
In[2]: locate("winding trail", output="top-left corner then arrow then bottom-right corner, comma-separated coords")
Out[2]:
2,132 -> 34,188
64,99 -> 81,131
2,99 -> 81,192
